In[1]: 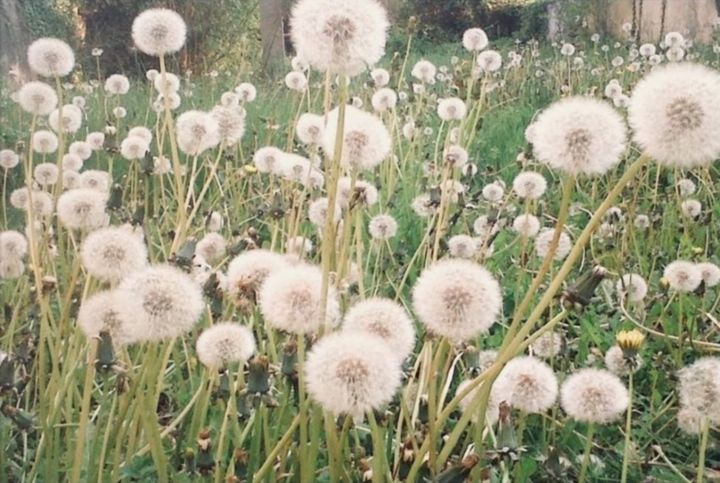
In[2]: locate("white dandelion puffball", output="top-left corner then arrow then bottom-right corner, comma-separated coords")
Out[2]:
290,0 -> 388,77
680,199 -> 702,219
605,345 -> 642,376
530,331 -> 564,359
698,262 -> 720,288
371,88 -> 397,112
27,38 -> 74,77
128,127 -> 153,144
0,150 -> 19,170
476,50 -> 502,73
154,72 -> 180,95
322,105 -> 391,171
412,59 -> 436,83
69,141 -> 92,160
80,170 -> 112,192
462,28 -> 488,52
482,182 -> 504,202
677,178 -> 696,197
629,63 -> 720,168
176,110 -> 221,156
412,259 -> 502,341
308,197 -> 342,228
370,67 -> 390,86
616,273 -> 648,302
77,290 -> 136,345
368,214 -> 398,240
296,113 -> 325,145
14,189 -> 53,217
284,71 -> 308,91
104,74 -> 130,95
57,189 -> 109,231
677,407 -> 706,435
336,178 -> 378,208
665,31 -> 685,48
639,43 -> 656,57
120,136 -> 150,161
34,163 -> 59,186
532,96 -> 626,176
494,356 -> 558,414
259,264 -> 340,334
535,228 -> 572,260
342,297 -> 416,362
117,264 -> 204,341
678,357 -> 720,424
448,235 -> 478,259
211,105 -> 246,146
560,368 -> 629,424
512,214 -> 541,238
253,146 -> 285,174
0,231 -> 28,260
132,8 -> 187,57
437,97 -> 467,121
195,322 -> 256,369
49,105 -> 83,134
560,43 -> 575,56
80,226 -> 148,283
226,249 -> 290,300
443,145 -> 469,169
17,81 -> 58,115
86,132 -> 105,151
63,170 -> 80,189
195,232 -> 227,264
513,171 -> 547,199
0,258 -> 24,280
305,331 -> 402,418
235,82 -> 257,102
664,260 -> 702,292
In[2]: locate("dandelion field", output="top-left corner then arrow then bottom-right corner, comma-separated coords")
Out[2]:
1,2 -> 720,482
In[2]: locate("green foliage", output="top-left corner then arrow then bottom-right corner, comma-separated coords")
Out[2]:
21,0 -> 76,42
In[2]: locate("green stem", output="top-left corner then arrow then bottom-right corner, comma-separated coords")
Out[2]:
579,423 -> 596,483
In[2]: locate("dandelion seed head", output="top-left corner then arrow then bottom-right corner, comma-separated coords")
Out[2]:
196,232 -> 227,264
296,113 -> 325,145
226,249 -> 290,305
33,163 -> 59,186
494,356 -> 558,413
448,235 -> 478,259
560,368 -> 629,423
323,105 -> 391,171
512,171 -> 547,199
132,8 -> 187,57
32,130 -> 58,154
437,97 -> 467,121
104,74 -> 130,95
0,231 -> 28,260
677,357 -> 720,424
512,214 -> 541,238
27,38 -> 74,77
77,290 -> 136,345
17,81 -> 58,115
534,228 -> 572,260
664,260 -> 702,292
120,136 -> 150,161
462,28 -> 488,52
616,273 -> 648,302
604,345 -> 642,376
80,226 -> 148,283
530,331 -> 564,359
195,322 -> 256,369
56,188 -> 109,231
368,214 -> 397,240
176,110 -> 220,156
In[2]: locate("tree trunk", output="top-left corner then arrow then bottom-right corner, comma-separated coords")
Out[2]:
0,0 -> 32,86
260,0 -> 289,76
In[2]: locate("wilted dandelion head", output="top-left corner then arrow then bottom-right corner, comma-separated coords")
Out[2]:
296,113 -> 325,145
616,273 -> 648,302
534,228 -> 572,260
226,249 -> 290,305
530,330 -> 564,359
33,163 -> 59,186
494,356 -> 558,414
532,97 -> 627,176
195,322 -> 256,369
0,150 -> 19,170
77,290 -> 136,346
27,38 -> 74,77
512,214 -> 541,238
49,104 -> 83,134
80,226 -> 148,283
462,28 -> 488,52
117,264 -> 204,341
305,331 -> 401,418
0,231 -> 28,260
17,81 -> 58,116
629,63 -> 720,168
259,264 -> 340,334
176,110 -> 221,156
677,357 -> 720,424
512,171 -> 547,199
560,368 -> 629,424
323,105 -> 391,171
342,297 -> 416,362
368,213 -> 398,241
604,345 -> 642,376
56,189 -> 108,231
290,0 -> 388,77
437,97 -> 467,121
663,260 -> 702,292
132,8 -> 187,57
412,259 -> 502,341
32,130 -> 58,154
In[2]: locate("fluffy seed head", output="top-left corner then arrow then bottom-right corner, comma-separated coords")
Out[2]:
0,150 -> 19,170
462,28 -> 488,52
616,273 -> 648,302
530,331 -> 564,359
176,110 -> 221,156
447,235 -> 478,259
195,322 -> 256,369
412,259 -> 502,341
27,38 -> 74,77
258,264 -> 340,334
411,60 -> 436,83
17,81 -> 58,115
437,97 -> 467,121
49,104 -> 83,134
535,228 -> 572,260
32,130 -> 58,154
605,345 -> 642,376
663,260 -> 702,292
560,368 -> 629,424
296,113 -> 325,145
342,297 -> 416,362
512,214 -> 541,238
512,171 -> 547,199
698,262 -> 720,288
104,74 -> 130,95
290,0 -> 389,77
56,189 -> 109,231
368,214 -> 397,240
34,163 -> 59,186
532,97 -> 626,176
80,226 -> 148,283
226,249 -> 290,305
677,357 -> 720,424
77,290 -> 136,345
322,105 -> 391,171
132,8 -> 187,57
629,63 -> 720,168
0,231 -> 28,260
494,356 -> 558,413
305,331 -> 401,418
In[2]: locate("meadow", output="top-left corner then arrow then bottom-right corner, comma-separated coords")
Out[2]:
0,2 -> 719,482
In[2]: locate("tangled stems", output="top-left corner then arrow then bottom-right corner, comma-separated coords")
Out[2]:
406,153 -> 650,479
